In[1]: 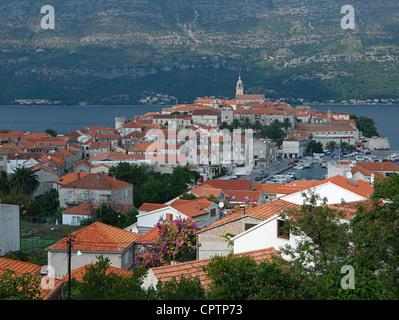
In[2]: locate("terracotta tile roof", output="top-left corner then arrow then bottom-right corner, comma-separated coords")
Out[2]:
0,257 -> 64,300
23,132 -> 52,140
170,198 -> 214,218
89,141 -> 111,149
328,199 -> 374,219
55,171 -> 91,186
89,151 -> 146,162
225,190 -> 262,202
62,264 -> 133,282
237,94 -> 265,100
73,159 -> 92,169
284,136 -> 306,141
63,203 -> 133,216
245,199 -> 302,220
199,179 -> 251,191
198,212 -> 263,233
355,161 -> 399,172
295,124 -> 356,132
0,131 -> 25,139
31,164 -> 58,175
323,175 -> 374,198
277,180 -> 324,195
123,121 -> 145,128
48,222 -> 141,252
129,142 -> 164,153
61,172 -> 132,190
138,203 -> 168,212
251,183 -> 281,194
150,247 -> 277,290
97,133 -> 120,141
137,227 -> 160,244
0,257 -> 41,275
122,131 -> 146,139
189,185 -> 223,198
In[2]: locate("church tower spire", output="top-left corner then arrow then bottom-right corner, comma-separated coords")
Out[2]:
236,73 -> 244,99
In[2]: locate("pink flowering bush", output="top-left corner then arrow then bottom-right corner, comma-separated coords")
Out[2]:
135,218 -> 200,269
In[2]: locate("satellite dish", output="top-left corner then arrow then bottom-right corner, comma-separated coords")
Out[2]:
346,172 -> 353,179
218,202 -> 224,209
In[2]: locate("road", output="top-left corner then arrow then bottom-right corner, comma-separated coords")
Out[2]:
241,158 -> 292,183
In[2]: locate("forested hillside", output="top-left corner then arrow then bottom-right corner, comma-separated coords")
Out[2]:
0,0 -> 398,104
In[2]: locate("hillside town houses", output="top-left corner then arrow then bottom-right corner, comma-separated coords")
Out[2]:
0,75 -> 394,298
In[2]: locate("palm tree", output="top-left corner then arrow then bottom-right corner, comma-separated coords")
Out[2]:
340,141 -> 349,153
232,118 -> 242,130
0,170 -> 9,193
282,118 -> 292,134
242,117 -> 252,129
8,167 -> 40,195
326,141 -> 337,153
252,120 -> 262,137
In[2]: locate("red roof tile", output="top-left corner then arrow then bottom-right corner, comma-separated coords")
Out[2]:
199,179 -> 251,191
246,199 -> 302,220
150,247 -> 277,290
48,222 -> 141,252
0,257 -> 64,300
62,264 -> 133,282
55,171 -> 91,186
61,173 -> 131,190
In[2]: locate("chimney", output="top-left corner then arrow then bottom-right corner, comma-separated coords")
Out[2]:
77,172 -> 80,179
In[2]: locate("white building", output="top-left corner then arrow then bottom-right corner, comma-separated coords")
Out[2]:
278,174 -> 374,205
282,136 -> 308,159
136,198 -> 220,233
47,222 -> 141,278
59,173 -> 133,208
0,203 -> 20,256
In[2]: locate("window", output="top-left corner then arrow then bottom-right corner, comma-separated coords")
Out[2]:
210,208 -> 216,217
245,223 -> 257,231
166,213 -> 173,221
277,220 -> 289,240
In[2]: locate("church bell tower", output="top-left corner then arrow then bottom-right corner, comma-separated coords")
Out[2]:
236,74 -> 244,98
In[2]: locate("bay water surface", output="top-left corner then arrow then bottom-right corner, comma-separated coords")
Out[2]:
0,104 -> 398,149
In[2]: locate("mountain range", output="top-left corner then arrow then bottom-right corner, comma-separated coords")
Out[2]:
1,0 -> 399,104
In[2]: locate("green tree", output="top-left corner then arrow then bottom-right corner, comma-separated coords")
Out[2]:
8,167 -> 39,195
156,275 -> 205,300
350,115 -> 379,137
242,117 -> 252,129
0,170 -> 9,193
261,120 -> 285,144
250,258 -> 317,300
340,141 -> 349,153
72,255 -> 148,300
318,260 -> 391,300
282,117 -> 292,133
350,174 -> 399,293
231,118 -> 241,129
326,141 -> 337,153
91,204 -> 138,229
45,128 -> 57,137
34,188 -> 59,213
203,254 -> 258,300
0,269 -> 42,300
252,120 -> 262,137
279,192 -> 352,276
219,121 -> 232,131
306,140 -> 323,155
